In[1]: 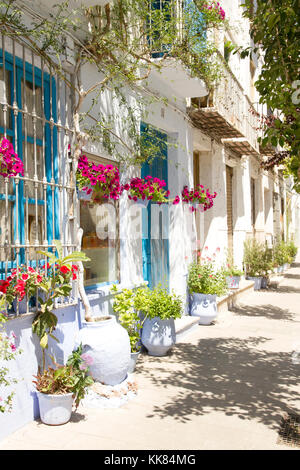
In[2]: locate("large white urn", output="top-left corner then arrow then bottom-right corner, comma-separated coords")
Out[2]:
74,315 -> 131,386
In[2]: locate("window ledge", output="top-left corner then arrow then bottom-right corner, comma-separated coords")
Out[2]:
85,280 -> 148,298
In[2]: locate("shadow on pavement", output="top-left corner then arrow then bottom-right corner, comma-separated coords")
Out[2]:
230,304 -> 296,321
269,285 -> 300,295
139,336 -> 299,429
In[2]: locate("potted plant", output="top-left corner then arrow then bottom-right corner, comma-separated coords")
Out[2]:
0,138 -> 24,179
286,240 -> 298,263
188,258 -> 227,324
111,284 -> 150,372
122,176 -> 170,205
76,153 -> 123,203
273,241 -> 291,273
32,240 -> 90,371
260,246 -> 273,288
181,184 -> 217,212
2,266 -> 44,314
243,238 -> 265,290
223,264 -> 244,289
33,344 -> 94,426
141,285 -> 182,357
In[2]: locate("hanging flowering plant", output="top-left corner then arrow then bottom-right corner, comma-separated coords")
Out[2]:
123,176 -> 170,204
201,2 -> 226,21
0,138 -> 24,178
181,185 -> 217,212
0,266 -> 44,307
76,154 -> 123,202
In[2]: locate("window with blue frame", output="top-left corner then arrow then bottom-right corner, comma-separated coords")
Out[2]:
80,153 -> 120,289
0,43 -> 67,281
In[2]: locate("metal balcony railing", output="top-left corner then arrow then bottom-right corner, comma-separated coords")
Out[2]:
188,53 -> 261,156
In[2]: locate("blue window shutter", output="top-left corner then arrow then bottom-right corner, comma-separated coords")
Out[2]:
140,122 -> 169,290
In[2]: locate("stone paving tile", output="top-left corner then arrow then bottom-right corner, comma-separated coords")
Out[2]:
1,263 -> 300,450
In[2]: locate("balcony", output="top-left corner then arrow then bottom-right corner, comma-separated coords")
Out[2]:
187,55 -> 261,156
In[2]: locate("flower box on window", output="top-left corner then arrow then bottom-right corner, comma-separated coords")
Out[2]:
123,176 -> 170,205
76,154 -> 123,203
181,185 -> 217,212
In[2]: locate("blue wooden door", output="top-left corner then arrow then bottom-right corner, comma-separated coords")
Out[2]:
141,123 -> 169,290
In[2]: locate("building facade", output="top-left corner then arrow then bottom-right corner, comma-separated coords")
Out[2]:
0,0 -> 299,439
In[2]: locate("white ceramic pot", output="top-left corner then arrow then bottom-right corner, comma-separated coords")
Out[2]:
247,276 -> 262,290
277,265 -> 284,273
77,186 -> 93,201
136,197 -> 149,207
283,263 -> 290,271
128,351 -> 140,373
74,315 -> 131,386
141,317 -> 176,357
226,276 -> 241,289
36,391 -> 73,426
189,293 -> 217,325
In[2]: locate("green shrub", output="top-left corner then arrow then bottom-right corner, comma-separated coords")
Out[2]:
286,240 -> 298,259
187,260 -> 228,296
146,285 -> 183,320
243,238 -> 266,277
273,241 -> 292,266
111,285 -> 150,352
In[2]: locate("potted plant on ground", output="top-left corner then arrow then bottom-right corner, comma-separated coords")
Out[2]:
243,238 -> 265,290
76,153 -> 123,203
33,344 -> 94,426
286,240 -> 298,263
273,241 -> 291,273
181,184 -> 217,212
111,284 -> 150,372
188,258 -> 227,324
122,176 -> 170,205
223,252 -> 243,289
141,285 -> 182,357
260,246 -> 273,288
32,240 -> 90,371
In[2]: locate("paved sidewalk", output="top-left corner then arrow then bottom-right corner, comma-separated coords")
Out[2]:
1,262 -> 300,450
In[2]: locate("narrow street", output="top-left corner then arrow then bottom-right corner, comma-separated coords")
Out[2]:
1,261 -> 300,450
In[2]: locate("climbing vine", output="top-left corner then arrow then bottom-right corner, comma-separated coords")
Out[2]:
0,0 -> 227,166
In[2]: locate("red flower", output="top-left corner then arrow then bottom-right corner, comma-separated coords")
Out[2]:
60,265 -> 70,274
0,280 -> 9,294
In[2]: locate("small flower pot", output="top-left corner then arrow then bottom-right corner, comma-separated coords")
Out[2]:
128,351 -> 140,373
135,198 -> 149,207
141,317 -> 176,357
277,266 -> 284,273
226,276 -> 241,289
36,391 -> 73,426
77,186 -> 93,201
247,276 -> 263,290
261,277 -> 268,289
283,263 -> 290,271
189,293 -> 218,325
